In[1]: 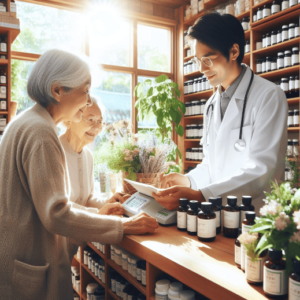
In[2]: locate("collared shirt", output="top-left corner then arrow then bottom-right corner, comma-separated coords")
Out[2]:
219,65 -> 247,120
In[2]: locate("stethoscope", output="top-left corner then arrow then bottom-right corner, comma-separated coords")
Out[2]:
205,70 -> 254,152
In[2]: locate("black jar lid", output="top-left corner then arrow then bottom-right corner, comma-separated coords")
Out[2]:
268,248 -> 283,260
246,211 -> 256,220
216,196 -> 222,206
271,30 -> 277,34
189,200 -> 199,211
208,197 -> 218,206
201,202 -> 212,213
293,259 -> 300,274
277,29 -> 282,33
242,195 -> 252,205
227,196 -> 237,206
266,32 -> 271,37
179,198 -> 188,207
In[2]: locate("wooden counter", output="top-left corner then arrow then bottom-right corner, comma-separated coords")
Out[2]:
118,225 -> 272,300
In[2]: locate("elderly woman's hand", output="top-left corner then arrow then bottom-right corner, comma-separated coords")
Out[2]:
98,203 -> 124,216
106,192 -> 131,204
122,212 -> 159,235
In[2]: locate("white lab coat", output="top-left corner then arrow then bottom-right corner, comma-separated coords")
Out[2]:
188,66 -> 288,213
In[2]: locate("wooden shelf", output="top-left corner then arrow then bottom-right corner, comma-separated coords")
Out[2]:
184,55 -> 194,62
0,27 -> 20,43
0,111 -> 8,115
184,160 -> 202,164
81,292 -> 87,300
81,263 -> 106,289
235,10 -> 250,22
108,289 -> 122,300
87,242 -> 105,260
252,38 -> 300,56
258,65 -> 299,80
184,70 -> 201,78
107,259 -> 146,295
73,255 -> 80,264
184,115 -> 203,120
184,139 -> 201,141
0,59 -> 8,65
288,127 -> 300,132
184,44 -> 190,50
288,97 -> 300,105
184,89 -> 213,100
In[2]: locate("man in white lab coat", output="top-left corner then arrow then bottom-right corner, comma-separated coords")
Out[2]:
153,12 -> 287,213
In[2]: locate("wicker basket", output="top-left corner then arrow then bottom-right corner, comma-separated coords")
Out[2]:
121,172 -> 163,195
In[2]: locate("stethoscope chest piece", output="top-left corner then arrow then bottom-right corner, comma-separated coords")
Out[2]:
234,139 -> 246,152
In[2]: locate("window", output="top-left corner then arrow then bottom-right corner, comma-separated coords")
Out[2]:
137,24 -> 171,72
12,1 -> 84,54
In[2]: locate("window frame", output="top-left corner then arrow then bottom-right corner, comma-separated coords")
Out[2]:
12,0 -> 176,134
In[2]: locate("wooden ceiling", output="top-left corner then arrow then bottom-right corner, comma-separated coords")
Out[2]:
140,0 -> 190,8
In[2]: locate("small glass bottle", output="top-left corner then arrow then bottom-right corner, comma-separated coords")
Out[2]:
271,0 -> 281,14
242,211 -> 255,233
197,202 -> 216,242
223,196 -> 240,238
271,58 -> 277,71
288,111 -> 294,127
295,75 -> 300,97
289,23 -> 295,39
241,17 -> 248,31
281,77 -> 289,92
282,0 -> 289,10
257,7 -> 262,20
282,25 -> 289,42
263,4 -> 271,18
284,50 -> 292,67
0,36 -> 7,53
277,29 -> 282,43
177,198 -> 188,231
209,197 -> 221,234
256,59 -> 262,74
256,40 -> 262,50
141,260 -> 146,286
266,33 -> 271,47
289,259 -> 300,299
266,56 -> 272,72
262,34 -> 266,48
245,40 -> 250,53
292,47 -> 299,65
290,75 -> 295,94
290,0 -> 297,6
294,110 -> 299,127
293,139 -> 299,155
239,195 -> 255,228
235,228 -> 242,269
271,30 -> 277,45
0,69 -> 6,84
263,249 -> 288,298
287,139 -> 293,157
295,23 -> 299,37
262,58 -> 266,73
187,200 -> 198,235
277,52 -> 284,69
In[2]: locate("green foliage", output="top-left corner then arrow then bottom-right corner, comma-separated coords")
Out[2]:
135,74 -> 185,161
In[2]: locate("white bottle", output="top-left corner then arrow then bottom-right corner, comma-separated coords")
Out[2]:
155,279 -> 170,300
168,282 -> 183,300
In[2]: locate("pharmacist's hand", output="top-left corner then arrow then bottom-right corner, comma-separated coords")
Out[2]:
98,203 -> 124,216
105,192 -> 131,204
153,186 -> 203,211
123,212 -> 159,235
160,172 -> 191,189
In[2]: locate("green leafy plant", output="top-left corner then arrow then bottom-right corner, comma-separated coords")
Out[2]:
135,74 -> 186,159
238,232 -> 260,261
250,181 -> 300,275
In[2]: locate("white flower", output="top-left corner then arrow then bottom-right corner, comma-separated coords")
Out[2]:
259,199 -> 282,216
275,216 -> 287,231
289,231 -> 300,243
238,232 -> 258,245
293,210 -> 300,230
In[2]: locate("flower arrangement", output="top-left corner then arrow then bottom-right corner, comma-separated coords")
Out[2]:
251,181 -> 300,274
238,232 -> 260,261
95,120 -> 177,182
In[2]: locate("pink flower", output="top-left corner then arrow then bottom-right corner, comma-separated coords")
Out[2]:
260,200 -> 282,216
290,231 -> 300,243
238,232 -> 258,245
275,217 -> 287,231
293,210 -> 300,230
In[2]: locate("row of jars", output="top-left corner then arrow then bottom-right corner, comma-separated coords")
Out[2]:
110,245 -> 146,285
278,76 -> 300,95
184,59 -> 197,75
253,0 -> 299,23
256,48 -> 299,74
185,100 -> 206,116
184,77 -> 212,95
71,266 -> 81,292
214,0 -> 250,18
86,283 -> 105,300
287,139 -> 299,156
241,17 -> 250,31
185,124 -> 203,139
110,270 -> 146,300
288,110 -> 299,127
186,148 -> 203,161
256,24 -> 299,50
90,242 -> 106,255
83,249 -> 106,284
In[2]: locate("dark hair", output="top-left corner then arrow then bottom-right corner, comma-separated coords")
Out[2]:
188,12 -> 245,65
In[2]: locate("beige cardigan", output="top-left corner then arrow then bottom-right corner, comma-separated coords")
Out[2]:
0,104 -> 123,300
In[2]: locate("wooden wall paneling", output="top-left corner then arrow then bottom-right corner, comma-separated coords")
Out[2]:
128,0 -> 141,13
153,4 -> 175,19
140,1 -> 154,15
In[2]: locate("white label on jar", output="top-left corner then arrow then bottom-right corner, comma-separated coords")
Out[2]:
282,1 -> 289,10
277,33 -> 282,42
289,28 -> 295,39
266,37 -> 271,47
224,211 -> 239,228
245,45 -> 250,53
256,42 -> 262,50
0,76 -> 6,84
257,10 -> 262,20
271,4 -> 280,14
262,62 -> 266,73
177,211 -> 187,229
288,116 -> 294,126
290,0 -> 297,6
0,86 -> 6,99
256,64 -> 262,73
294,115 -> 299,125
289,277 -> 300,300
271,62 -> 277,70
263,267 -> 288,295
155,294 -> 168,300
142,269 -> 146,285
246,256 -> 266,282
284,56 -> 291,67
242,223 -> 252,234
187,214 -> 197,232
0,101 -> 6,110
197,218 -> 216,238
215,211 -> 221,228
277,58 -> 284,68
0,43 -> 6,53
235,245 -> 241,265
137,268 -> 141,281
266,61 -> 271,71
296,26 -> 300,37
241,245 -> 246,271
290,80 -> 295,91
263,8 -> 270,18
281,82 -> 289,92
111,279 -> 116,292
271,35 -> 277,44
292,54 -> 299,65
296,79 -> 299,89
283,30 -> 289,40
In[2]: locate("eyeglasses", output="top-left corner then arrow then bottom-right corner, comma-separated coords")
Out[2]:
82,116 -> 105,127
191,53 -> 222,68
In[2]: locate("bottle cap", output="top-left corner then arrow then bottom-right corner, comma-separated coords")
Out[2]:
246,211 -> 256,220
208,197 -> 218,206
216,196 -> 222,206
242,195 -> 252,206
156,279 -> 170,292
168,282 -> 183,299
293,259 -> 300,274
180,290 -> 195,300
86,283 -> 99,294
227,196 -> 237,206
201,202 -> 212,212
268,248 -> 283,260
189,200 -> 198,211
179,198 -> 188,207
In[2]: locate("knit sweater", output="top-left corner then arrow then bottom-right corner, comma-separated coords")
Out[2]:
0,104 -> 123,300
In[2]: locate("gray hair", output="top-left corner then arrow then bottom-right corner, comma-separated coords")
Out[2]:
27,49 -> 91,108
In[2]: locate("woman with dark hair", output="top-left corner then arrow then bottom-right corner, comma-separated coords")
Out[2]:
154,13 -> 287,214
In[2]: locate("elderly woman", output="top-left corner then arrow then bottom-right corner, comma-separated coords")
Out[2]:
0,49 -> 158,300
